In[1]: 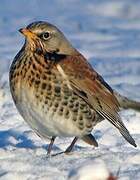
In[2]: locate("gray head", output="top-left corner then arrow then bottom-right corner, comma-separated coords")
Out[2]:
19,21 -> 77,55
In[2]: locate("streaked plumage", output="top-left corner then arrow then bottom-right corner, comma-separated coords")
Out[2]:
9,21 -> 137,154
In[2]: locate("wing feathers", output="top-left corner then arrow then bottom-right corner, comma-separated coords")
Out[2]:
57,54 -> 136,147
98,109 -> 137,147
87,94 -> 136,147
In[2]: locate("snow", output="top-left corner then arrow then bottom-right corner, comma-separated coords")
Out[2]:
0,0 -> 140,179
68,159 -> 110,180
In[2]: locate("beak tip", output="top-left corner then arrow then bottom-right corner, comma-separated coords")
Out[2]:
18,28 -> 23,33
18,28 -> 22,33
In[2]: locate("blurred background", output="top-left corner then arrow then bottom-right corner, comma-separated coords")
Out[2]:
0,1 -> 140,179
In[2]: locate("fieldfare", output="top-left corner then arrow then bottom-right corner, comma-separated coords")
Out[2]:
9,21 -> 137,154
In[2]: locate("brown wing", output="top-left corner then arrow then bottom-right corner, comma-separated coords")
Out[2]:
57,54 -> 136,147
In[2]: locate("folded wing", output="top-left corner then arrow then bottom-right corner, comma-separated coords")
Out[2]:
57,54 -> 136,147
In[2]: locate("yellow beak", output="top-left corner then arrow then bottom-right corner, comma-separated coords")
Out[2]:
19,28 -> 37,39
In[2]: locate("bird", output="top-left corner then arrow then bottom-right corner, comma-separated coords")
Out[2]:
9,21 -> 137,155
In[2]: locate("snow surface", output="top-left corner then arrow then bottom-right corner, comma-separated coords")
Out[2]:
0,0 -> 140,179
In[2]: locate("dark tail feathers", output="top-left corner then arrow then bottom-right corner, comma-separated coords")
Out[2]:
114,91 -> 140,112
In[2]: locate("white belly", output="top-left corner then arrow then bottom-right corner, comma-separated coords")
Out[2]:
16,88 -> 83,139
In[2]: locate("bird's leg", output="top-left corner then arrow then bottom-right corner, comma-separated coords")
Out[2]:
65,137 -> 78,153
47,136 -> 56,155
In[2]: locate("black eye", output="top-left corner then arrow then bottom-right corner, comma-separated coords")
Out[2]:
39,32 -> 50,40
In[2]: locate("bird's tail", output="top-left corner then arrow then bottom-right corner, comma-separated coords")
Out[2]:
114,91 -> 140,112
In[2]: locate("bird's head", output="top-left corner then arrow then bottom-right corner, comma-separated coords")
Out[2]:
19,21 -> 77,55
